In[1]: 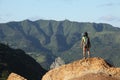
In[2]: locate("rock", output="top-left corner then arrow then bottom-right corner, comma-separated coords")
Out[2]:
70,73 -> 120,80
7,73 -> 27,80
42,57 -> 120,80
50,57 -> 65,69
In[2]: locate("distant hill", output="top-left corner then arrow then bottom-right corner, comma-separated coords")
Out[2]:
0,19 -> 120,70
0,43 -> 46,80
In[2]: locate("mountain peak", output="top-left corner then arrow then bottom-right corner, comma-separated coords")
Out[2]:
42,57 -> 120,80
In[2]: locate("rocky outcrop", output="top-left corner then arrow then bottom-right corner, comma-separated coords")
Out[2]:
42,57 -> 120,80
7,73 -> 27,80
50,57 -> 65,69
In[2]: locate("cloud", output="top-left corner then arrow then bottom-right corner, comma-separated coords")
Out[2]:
28,17 -> 39,21
99,15 -> 120,22
98,15 -> 120,27
98,2 -> 120,7
102,3 -> 114,6
0,17 -> 5,23
28,16 -> 45,21
0,17 -> 2,21
0,14 -> 13,23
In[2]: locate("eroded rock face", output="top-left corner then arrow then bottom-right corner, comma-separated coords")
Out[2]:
7,73 -> 27,80
42,57 -> 120,80
50,57 -> 65,69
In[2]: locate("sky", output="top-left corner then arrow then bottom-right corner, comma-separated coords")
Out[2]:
0,0 -> 120,27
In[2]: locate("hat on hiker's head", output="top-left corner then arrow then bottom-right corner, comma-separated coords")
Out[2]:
83,32 -> 88,36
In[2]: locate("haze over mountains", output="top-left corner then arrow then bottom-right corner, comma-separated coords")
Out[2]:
0,19 -> 120,70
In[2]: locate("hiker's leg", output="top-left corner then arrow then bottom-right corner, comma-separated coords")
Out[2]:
87,48 -> 90,58
83,47 -> 86,59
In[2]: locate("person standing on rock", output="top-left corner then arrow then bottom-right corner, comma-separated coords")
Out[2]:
80,32 -> 91,59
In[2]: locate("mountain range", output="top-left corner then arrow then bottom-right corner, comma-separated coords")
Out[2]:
0,19 -> 120,70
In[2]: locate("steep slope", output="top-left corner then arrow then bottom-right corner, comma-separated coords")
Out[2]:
0,19 -> 120,70
0,43 -> 46,80
42,57 -> 120,80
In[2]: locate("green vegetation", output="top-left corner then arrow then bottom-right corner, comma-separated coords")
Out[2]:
0,19 -> 120,70
0,43 -> 46,80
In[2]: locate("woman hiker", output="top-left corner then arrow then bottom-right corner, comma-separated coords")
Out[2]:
80,32 -> 91,59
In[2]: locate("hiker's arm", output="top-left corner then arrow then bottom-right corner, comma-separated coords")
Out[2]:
80,38 -> 83,48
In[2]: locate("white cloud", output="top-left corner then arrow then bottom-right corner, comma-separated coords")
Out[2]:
98,15 -> 120,27
0,17 -> 2,21
98,2 -> 120,7
99,15 -> 117,21
28,16 -> 42,21
103,3 -> 114,6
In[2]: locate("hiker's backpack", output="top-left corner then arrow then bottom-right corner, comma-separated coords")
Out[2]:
83,36 -> 91,48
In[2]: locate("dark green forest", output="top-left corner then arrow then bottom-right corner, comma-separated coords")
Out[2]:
0,43 -> 46,80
